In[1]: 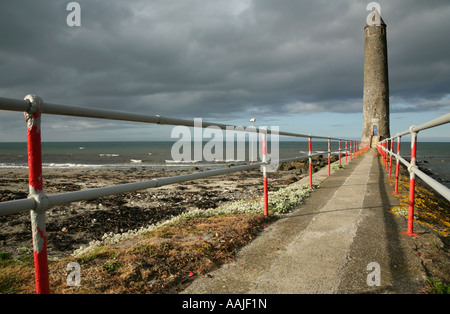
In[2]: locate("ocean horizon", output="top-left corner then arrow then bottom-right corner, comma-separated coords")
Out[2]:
0,141 -> 449,187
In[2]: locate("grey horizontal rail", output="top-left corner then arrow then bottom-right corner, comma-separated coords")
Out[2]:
380,146 -> 450,202
0,96 -> 349,141
0,198 -> 36,216
277,151 -> 339,164
381,113 -> 450,141
0,161 -> 267,216
0,151 -> 344,216
47,162 -> 265,207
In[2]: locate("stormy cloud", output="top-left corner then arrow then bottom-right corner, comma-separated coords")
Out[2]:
1,0 -> 449,140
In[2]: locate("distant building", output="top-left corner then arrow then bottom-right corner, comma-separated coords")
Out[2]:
362,8 -> 390,147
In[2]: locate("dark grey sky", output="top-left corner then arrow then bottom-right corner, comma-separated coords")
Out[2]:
1,0 -> 449,141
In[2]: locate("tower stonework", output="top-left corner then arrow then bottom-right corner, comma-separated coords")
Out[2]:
362,9 -> 390,147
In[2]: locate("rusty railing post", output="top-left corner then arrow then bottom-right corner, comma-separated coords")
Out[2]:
327,138 -> 331,176
338,139 -> 341,166
389,139 -> 393,178
24,95 -> 50,294
308,137 -> 313,188
405,129 -> 418,236
261,128 -> 269,217
345,140 -> 348,163
394,136 -> 401,194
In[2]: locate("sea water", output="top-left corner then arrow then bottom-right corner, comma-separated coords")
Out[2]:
0,141 -> 448,187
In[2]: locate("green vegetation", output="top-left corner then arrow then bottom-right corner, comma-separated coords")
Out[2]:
0,273 -> 24,294
0,251 -> 33,294
103,261 -> 123,275
426,277 -> 450,294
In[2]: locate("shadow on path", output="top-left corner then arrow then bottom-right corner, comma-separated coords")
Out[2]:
336,150 -> 426,293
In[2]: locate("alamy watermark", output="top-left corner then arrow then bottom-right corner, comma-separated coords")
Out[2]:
170,118 -> 279,172
366,262 -> 381,287
366,2 -> 382,26
66,2 -> 81,27
66,262 -> 81,286
65,2 -> 381,29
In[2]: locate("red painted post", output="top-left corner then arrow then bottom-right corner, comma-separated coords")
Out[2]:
385,141 -> 388,168
349,140 -> 352,161
386,141 -> 389,169
327,138 -> 331,176
262,130 -> 268,217
386,141 -> 389,167
389,139 -> 393,178
405,132 -> 418,236
384,141 -> 389,171
308,137 -> 312,188
394,136 -> 401,194
345,140 -> 348,164
24,95 -> 50,294
338,139 -> 341,166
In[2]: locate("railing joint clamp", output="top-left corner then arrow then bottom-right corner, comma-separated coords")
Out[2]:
28,191 -> 49,213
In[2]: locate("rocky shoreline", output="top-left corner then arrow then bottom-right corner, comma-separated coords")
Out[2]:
0,155 -> 336,260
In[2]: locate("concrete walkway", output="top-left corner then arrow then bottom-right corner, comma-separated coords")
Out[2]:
181,149 -> 427,294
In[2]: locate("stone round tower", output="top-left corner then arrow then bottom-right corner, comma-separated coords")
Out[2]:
362,8 -> 390,147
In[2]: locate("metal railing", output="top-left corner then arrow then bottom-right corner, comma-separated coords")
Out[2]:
377,113 -> 450,236
0,95 -> 367,293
